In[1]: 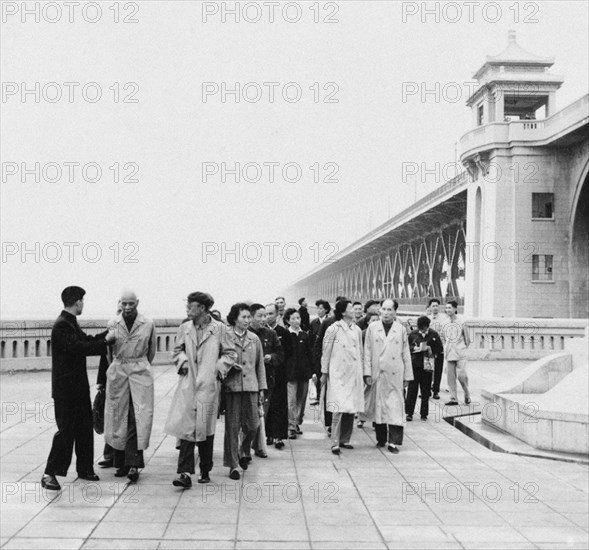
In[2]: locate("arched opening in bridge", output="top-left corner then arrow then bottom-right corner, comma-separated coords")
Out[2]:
570,170 -> 589,318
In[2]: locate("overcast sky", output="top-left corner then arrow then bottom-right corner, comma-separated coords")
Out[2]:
2,0 -> 588,319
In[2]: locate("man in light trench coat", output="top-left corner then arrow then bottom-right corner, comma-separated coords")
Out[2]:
363,299 -> 413,453
165,292 -> 237,487
104,290 -> 157,482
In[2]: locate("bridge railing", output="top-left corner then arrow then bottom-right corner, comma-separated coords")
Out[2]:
0,318 -> 183,371
396,313 -> 587,360
460,93 -> 589,159
1,316 -> 587,370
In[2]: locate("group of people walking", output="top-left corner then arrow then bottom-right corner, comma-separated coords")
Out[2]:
40,287 -> 471,491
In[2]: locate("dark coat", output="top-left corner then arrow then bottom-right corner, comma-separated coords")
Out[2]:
51,310 -> 108,401
408,329 -> 443,369
285,330 -> 313,382
248,325 -> 284,390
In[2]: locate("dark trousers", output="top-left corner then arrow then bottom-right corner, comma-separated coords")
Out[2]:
323,381 -> 332,428
375,423 -> 404,446
252,382 -> 274,452
177,435 -> 214,475
113,394 -> 144,469
432,353 -> 444,394
103,443 -> 114,460
406,367 -> 433,418
45,397 -> 94,477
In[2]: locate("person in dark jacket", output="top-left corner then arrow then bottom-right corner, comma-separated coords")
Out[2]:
298,297 -> 311,332
249,303 -> 284,457
405,316 -> 444,421
42,286 -> 115,491
309,299 -> 331,406
265,303 -> 290,449
284,308 -> 313,439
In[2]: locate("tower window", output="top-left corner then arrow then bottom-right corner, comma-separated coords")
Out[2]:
477,104 -> 484,126
532,255 -> 553,281
532,193 -> 554,219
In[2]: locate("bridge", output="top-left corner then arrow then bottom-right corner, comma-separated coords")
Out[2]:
285,32 -> 589,320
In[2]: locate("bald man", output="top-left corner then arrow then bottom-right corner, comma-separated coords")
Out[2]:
104,290 -> 156,482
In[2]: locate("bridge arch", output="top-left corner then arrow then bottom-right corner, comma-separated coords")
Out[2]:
570,160 -> 589,318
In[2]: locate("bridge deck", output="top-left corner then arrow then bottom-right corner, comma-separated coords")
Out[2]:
1,362 -> 587,549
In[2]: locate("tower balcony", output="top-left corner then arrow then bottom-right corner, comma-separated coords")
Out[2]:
460,93 -> 589,164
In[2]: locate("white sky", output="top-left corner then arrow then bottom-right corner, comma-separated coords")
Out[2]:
1,0 -> 588,319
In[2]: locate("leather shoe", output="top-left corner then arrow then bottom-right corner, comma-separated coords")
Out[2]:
376,441 -> 386,448
78,472 -> 100,481
239,457 -> 249,470
295,426 -> 303,435
274,439 -> 285,449
254,450 -> 268,458
114,467 -> 130,477
229,468 -> 240,480
173,473 -> 192,488
406,415 -> 413,421
432,393 -> 440,400
41,474 -> 61,491
446,400 -> 459,406
340,443 -> 354,449
331,446 -> 340,455
127,468 -> 139,482
98,459 -> 113,468
266,436 -> 274,445
198,473 -> 211,484
387,444 -> 400,454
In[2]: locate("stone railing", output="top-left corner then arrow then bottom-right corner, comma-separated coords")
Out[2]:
0,318 -> 183,372
1,316 -> 587,371
396,314 -> 588,360
459,93 -> 589,161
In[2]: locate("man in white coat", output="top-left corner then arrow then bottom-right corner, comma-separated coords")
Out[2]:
104,290 -> 156,482
363,299 -> 412,453
321,299 -> 365,455
165,292 -> 237,486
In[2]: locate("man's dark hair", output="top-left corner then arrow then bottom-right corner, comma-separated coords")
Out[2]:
227,302 -> 251,326
298,297 -> 306,306
283,307 -> 298,326
335,295 -> 348,304
187,291 -> 214,311
391,299 -> 399,311
265,303 -> 278,313
334,299 -> 352,321
352,301 -> 363,308
365,311 -> 379,324
250,303 -> 266,315
417,316 -> 431,331
61,286 -> 85,307
428,298 -> 440,307
315,299 -> 331,314
446,300 -> 458,310
364,299 -> 380,313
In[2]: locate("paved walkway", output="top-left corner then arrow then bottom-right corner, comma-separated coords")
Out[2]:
1,362 -> 587,550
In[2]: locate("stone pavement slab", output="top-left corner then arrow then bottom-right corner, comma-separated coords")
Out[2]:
1,362 -> 587,549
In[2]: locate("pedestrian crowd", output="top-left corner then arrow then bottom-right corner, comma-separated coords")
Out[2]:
40,286 -> 471,491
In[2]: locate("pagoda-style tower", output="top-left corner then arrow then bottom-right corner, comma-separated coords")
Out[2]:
460,31 -> 589,318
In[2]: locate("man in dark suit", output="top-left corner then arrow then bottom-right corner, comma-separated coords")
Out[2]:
42,286 -> 115,490
309,299 -> 331,406
298,297 -> 311,332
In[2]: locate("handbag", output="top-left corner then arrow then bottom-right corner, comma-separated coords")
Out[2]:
92,387 -> 106,434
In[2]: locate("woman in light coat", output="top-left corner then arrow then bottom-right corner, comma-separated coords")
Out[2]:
320,300 -> 364,454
